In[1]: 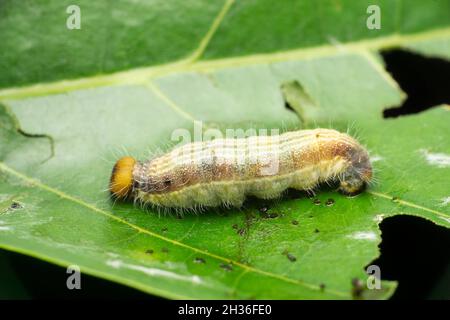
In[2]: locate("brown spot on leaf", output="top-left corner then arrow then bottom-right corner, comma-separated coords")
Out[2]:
220,263 -> 233,271
194,257 -> 205,264
10,202 -> 22,210
287,253 -> 297,262
351,278 -> 365,299
259,206 -> 269,214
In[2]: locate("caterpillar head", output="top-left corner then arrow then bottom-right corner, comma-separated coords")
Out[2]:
338,150 -> 373,196
110,156 -> 136,199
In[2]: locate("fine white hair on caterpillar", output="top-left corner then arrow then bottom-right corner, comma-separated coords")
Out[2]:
109,128 -> 372,209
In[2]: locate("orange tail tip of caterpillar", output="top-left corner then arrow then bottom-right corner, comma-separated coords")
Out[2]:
110,156 -> 136,199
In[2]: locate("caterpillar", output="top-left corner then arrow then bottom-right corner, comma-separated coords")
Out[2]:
109,128 -> 372,209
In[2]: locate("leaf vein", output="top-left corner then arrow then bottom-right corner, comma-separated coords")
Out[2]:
187,0 -> 235,62
1,27 -> 450,100
369,191 -> 450,219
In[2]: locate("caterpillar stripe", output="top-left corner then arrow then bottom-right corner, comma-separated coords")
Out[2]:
110,128 -> 372,209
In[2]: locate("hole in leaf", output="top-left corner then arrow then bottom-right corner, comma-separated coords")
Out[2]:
280,80 -> 317,122
381,50 -> 450,118
370,215 -> 450,299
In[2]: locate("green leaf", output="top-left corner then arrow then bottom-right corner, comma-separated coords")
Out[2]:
0,0 -> 449,299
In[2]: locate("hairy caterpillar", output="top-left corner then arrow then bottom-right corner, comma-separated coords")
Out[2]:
110,129 -> 372,209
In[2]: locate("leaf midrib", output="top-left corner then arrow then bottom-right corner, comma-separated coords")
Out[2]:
1,26 -> 450,100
